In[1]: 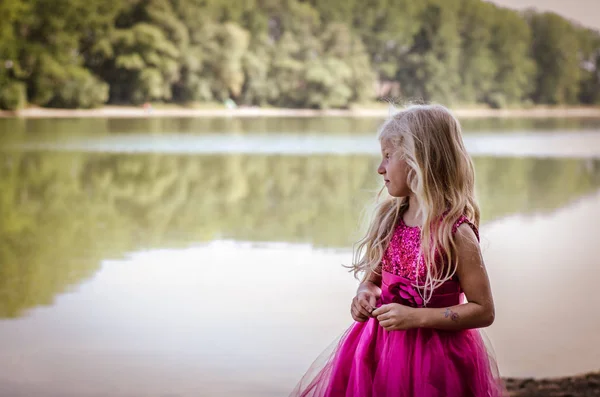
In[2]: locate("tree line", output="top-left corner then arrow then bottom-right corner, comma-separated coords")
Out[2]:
0,0 -> 599,110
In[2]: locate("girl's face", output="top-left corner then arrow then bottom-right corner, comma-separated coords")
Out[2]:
378,140 -> 411,197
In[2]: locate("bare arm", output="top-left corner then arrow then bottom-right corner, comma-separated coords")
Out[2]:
360,266 -> 382,289
416,224 -> 495,330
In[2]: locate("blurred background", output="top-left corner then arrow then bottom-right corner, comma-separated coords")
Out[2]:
1,1 -> 600,396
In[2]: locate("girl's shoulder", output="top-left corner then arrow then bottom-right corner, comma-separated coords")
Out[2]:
451,215 -> 479,242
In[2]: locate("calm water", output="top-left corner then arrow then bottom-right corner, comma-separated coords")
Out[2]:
0,117 -> 599,397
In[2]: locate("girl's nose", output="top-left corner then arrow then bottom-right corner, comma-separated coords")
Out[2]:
377,163 -> 385,175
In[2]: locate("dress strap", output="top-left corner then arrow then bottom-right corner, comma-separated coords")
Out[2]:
452,215 -> 480,242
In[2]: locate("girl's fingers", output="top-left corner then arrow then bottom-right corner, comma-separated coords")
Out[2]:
358,299 -> 374,316
355,300 -> 372,318
376,313 -> 388,321
379,320 -> 393,329
372,304 -> 389,317
351,305 -> 368,321
368,295 -> 377,309
358,306 -> 372,319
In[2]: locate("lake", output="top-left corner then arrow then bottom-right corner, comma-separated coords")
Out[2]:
0,116 -> 599,397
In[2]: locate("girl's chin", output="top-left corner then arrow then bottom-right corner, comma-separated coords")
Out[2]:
385,186 -> 410,198
386,189 -> 401,198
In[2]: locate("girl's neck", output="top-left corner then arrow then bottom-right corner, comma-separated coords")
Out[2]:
402,195 -> 422,228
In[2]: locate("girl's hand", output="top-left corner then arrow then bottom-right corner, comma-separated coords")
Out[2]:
351,282 -> 381,322
372,303 -> 420,331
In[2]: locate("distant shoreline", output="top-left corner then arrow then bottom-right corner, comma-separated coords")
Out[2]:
2,105 -> 600,119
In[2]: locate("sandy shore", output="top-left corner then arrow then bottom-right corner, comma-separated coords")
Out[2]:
504,371 -> 600,396
2,105 -> 600,118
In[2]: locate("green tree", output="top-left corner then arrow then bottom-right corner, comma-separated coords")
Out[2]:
202,22 -> 251,101
396,0 -> 462,103
170,0 -> 215,102
0,0 -> 29,109
310,0 -> 422,86
89,0 -> 181,104
171,0 -> 255,103
240,33 -> 275,106
456,0 -> 497,104
303,23 -> 375,108
527,12 -> 581,104
15,0 -> 120,108
487,7 -> 536,106
268,31 -> 306,107
577,27 -> 600,104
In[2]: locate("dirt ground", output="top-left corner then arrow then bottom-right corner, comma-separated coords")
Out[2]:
505,372 -> 600,396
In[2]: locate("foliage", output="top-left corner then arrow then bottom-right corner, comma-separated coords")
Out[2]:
528,12 -> 582,104
1,0 -> 599,109
0,81 -> 27,110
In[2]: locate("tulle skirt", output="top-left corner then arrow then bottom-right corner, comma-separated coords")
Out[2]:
290,317 -> 506,397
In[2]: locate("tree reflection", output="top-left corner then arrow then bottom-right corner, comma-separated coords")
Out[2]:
1,151 -> 599,318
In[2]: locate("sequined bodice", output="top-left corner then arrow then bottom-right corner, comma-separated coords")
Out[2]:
381,215 -> 478,283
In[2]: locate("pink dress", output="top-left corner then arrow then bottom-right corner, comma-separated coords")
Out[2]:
291,215 -> 505,397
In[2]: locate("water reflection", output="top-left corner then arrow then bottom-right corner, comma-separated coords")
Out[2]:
1,151 -> 599,319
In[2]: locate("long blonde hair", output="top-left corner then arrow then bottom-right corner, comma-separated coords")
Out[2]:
352,104 -> 480,305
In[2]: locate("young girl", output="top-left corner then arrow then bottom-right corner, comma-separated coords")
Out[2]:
291,104 -> 505,397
